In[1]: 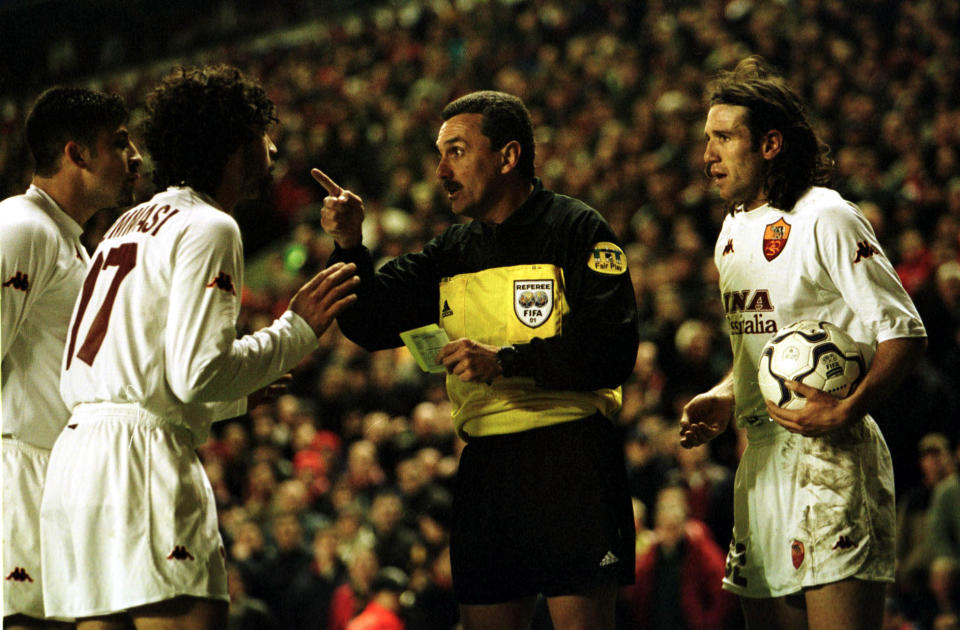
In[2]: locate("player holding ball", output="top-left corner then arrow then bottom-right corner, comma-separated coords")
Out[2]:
679,56 -> 926,630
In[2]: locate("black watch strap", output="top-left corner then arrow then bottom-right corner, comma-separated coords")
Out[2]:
496,345 -> 519,378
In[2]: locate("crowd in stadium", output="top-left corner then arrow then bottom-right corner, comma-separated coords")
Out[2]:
2,1 -> 960,628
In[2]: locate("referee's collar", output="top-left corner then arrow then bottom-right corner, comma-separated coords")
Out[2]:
498,177 -> 549,229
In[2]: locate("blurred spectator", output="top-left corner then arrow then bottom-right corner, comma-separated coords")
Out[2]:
345,567 -> 410,630
929,439 -> 960,621
281,526 -> 347,630
329,546 -> 380,630
622,486 -> 733,630
370,489 -> 418,572
669,436 -> 734,547
623,421 -> 675,528
227,562 -> 277,630
882,596 -> 920,630
405,545 -> 458,630
896,433 -> 956,623
896,228 -> 936,296
915,260 -> 960,374
247,512 -> 313,615
343,439 -> 387,505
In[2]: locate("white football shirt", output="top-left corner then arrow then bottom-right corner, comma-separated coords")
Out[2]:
714,187 -> 926,440
1,185 -> 90,449
60,187 -> 317,443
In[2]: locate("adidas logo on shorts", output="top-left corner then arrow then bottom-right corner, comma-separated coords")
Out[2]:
599,551 -> 619,567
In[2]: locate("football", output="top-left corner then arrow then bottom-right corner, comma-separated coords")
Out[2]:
757,320 -> 866,409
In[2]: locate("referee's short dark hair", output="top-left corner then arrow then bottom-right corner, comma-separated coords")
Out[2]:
442,90 -> 535,183
26,87 -> 128,177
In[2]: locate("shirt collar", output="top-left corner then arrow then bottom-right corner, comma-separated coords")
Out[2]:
496,177 -> 548,229
27,184 -> 84,238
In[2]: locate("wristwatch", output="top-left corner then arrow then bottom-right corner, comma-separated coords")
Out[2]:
496,345 -> 519,378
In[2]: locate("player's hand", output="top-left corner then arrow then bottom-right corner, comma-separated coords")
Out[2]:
312,168 -> 364,249
248,373 -> 292,410
679,390 -> 733,448
289,262 -> 360,336
766,380 -> 853,436
438,338 -> 500,384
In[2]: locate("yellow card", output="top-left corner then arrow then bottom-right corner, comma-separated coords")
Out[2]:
399,324 -> 450,373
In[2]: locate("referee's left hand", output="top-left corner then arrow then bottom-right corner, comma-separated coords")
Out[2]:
438,338 -> 501,383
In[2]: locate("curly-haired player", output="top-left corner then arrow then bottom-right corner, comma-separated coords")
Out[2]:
39,65 -> 358,630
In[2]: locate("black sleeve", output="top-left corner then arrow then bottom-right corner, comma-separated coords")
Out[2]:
515,209 -> 640,391
326,239 -> 444,351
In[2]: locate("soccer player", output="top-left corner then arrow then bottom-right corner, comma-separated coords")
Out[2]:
679,56 -> 927,630
39,65 -> 358,630
1,87 -> 142,629
315,90 -> 639,630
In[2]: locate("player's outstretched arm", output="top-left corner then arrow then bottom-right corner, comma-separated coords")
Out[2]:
679,372 -> 734,448
288,262 -> 361,336
312,168 -> 364,249
769,336 -> 926,436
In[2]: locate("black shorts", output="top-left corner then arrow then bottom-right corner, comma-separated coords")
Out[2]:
450,413 -> 635,605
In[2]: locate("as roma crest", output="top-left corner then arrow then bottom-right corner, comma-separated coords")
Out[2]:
791,540 -> 805,569
763,218 -> 791,261
514,280 -> 554,328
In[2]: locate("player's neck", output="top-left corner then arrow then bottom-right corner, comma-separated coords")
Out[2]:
31,174 -> 97,227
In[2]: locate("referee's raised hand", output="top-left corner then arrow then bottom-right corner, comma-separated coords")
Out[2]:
312,168 -> 364,249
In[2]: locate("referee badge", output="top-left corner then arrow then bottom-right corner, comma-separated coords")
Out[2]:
514,280 -> 554,328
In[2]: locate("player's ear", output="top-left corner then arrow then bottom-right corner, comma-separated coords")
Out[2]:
64,141 -> 88,168
499,141 -> 521,174
761,130 -> 783,161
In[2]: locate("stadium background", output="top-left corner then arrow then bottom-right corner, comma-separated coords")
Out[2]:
2,1 -> 959,628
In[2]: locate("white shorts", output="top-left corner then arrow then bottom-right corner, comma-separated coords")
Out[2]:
723,416 -> 895,599
3,438 -> 60,620
40,404 -> 228,618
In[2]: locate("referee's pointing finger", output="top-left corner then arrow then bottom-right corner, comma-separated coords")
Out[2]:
311,168 -> 342,197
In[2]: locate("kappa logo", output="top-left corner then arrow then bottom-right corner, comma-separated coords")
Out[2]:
514,280 -> 554,328
5,567 -> 34,582
853,241 -> 880,263
832,535 -> 857,550
167,545 -> 195,561
723,239 -> 734,256
441,300 -> 453,318
587,242 -> 627,275
2,271 -> 29,292
206,272 -> 235,295
791,540 -> 805,569
762,218 -> 791,261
